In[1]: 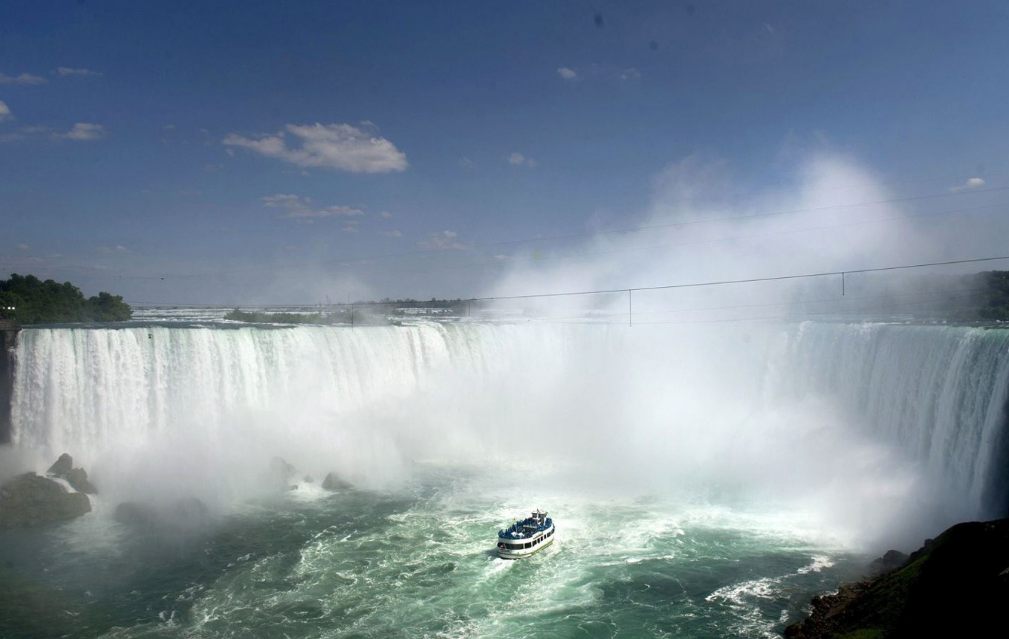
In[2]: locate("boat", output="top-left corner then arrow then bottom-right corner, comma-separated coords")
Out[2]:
496,509 -> 555,559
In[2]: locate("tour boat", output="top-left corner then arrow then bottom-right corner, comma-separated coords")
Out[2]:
496,509 -> 555,559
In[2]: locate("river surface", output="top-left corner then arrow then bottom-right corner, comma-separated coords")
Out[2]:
0,463 -> 864,639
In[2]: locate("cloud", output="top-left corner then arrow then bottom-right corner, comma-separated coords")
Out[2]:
417,230 -> 470,251
16,243 -> 29,251
56,67 -> 102,77
224,123 -> 408,173
54,123 -> 107,141
261,193 -> 365,219
949,177 -> 985,193
379,211 -> 392,219
343,225 -> 359,234
507,152 -> 537,167
0,72 -> 47,85
0,101 -> 11,123
382,229 -> 403,238
556,64 -> 642,83
97,245 -> 129,254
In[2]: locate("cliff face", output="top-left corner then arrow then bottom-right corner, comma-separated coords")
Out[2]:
0,322 -> 16,444
785,519 -> 1009,639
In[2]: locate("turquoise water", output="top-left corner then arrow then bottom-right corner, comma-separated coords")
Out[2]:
0,465 -> 864,639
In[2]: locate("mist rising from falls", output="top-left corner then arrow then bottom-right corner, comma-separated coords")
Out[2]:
8,321 -> 1008,546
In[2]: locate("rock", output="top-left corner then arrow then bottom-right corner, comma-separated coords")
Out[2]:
321,472 -> 353,491
46,453 -> 73,478
114,501 -> 156,525
785,518 -> 1009,639
65,467 -> 97,495
267,456 -> 298,491
868,549 -> 908,575
0,472 -> 91,529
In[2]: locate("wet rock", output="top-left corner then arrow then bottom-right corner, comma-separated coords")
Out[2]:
114,501 -> 157,525
868,549 -> 908,575
65,467 -> 97,495
267,456 -> 297,490
0,472 -> 91,529
321,472 -> 353,491
785,518 -> 1009,639
46,453 -> 73,478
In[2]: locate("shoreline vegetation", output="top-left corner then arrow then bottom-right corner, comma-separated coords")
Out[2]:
0,274 -> 132,324
785,518 -> 1009,638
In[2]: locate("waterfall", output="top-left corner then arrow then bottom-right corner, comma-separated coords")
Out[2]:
7,321 -> 1008,519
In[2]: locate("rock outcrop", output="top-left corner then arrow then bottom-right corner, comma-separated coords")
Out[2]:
785,519 -> 1009,639
0,472 -> 91,529
46,452 -> 97,494
322,472 -> 353,491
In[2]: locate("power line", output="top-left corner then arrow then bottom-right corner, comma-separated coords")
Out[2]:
469,255 -> 1009,303
111,185 -> 1009,282
130,255 -> 1008,309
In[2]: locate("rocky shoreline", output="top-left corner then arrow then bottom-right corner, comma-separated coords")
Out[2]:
785,518 -> 1009,638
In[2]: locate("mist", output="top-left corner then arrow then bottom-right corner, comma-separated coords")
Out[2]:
5,152 -> 1000,553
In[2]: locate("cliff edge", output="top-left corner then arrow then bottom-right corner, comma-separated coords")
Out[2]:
785,519 -> 1009,639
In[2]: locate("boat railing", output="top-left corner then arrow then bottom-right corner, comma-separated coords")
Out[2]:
497,517 -> 553,539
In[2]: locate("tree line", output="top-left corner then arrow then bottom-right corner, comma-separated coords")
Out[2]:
0,274 -> 132,324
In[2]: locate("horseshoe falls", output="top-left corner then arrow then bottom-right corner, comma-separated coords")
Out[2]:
2,320 -> 1007,639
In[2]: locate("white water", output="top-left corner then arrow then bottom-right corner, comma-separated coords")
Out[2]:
9,320 -> 1009,546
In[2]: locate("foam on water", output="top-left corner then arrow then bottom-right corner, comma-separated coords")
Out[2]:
4,319 -> 1009,637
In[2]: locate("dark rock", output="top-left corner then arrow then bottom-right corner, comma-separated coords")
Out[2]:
868,549 -> 909,575
46,453 -> 73,478
785,518 -> 1009,639
321,472 -> 353,491
65,467 -> 97,494
114,501 -> 157,525
0,472 -> 91,529
171,497 -> 210,527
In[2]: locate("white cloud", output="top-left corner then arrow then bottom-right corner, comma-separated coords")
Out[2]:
56,67 -> 102,77
224,122 -> 408,173
261,193 -> 365,219
379,211 -> 392,219
620,67 -> 642,80
417,230 -> 470,251
0,72 -> 47,85
382,229 -> 403,238
949,177 -> 986,193
557,67 -> 578,81
16,243 -> 29,251
343,225 -> 359,234
507,152 -> 537,167
97,245 -> 129,254
54,123 -> 107,141
0,100 -> 11,123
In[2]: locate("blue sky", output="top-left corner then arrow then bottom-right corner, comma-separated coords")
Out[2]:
1,1 -> 1008,305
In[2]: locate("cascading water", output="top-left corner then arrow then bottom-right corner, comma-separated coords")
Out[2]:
10,320 -> 1007,519
3,319 -> 1008,638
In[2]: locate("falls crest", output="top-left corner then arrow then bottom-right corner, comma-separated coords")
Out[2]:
9,321 -> 1009,519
